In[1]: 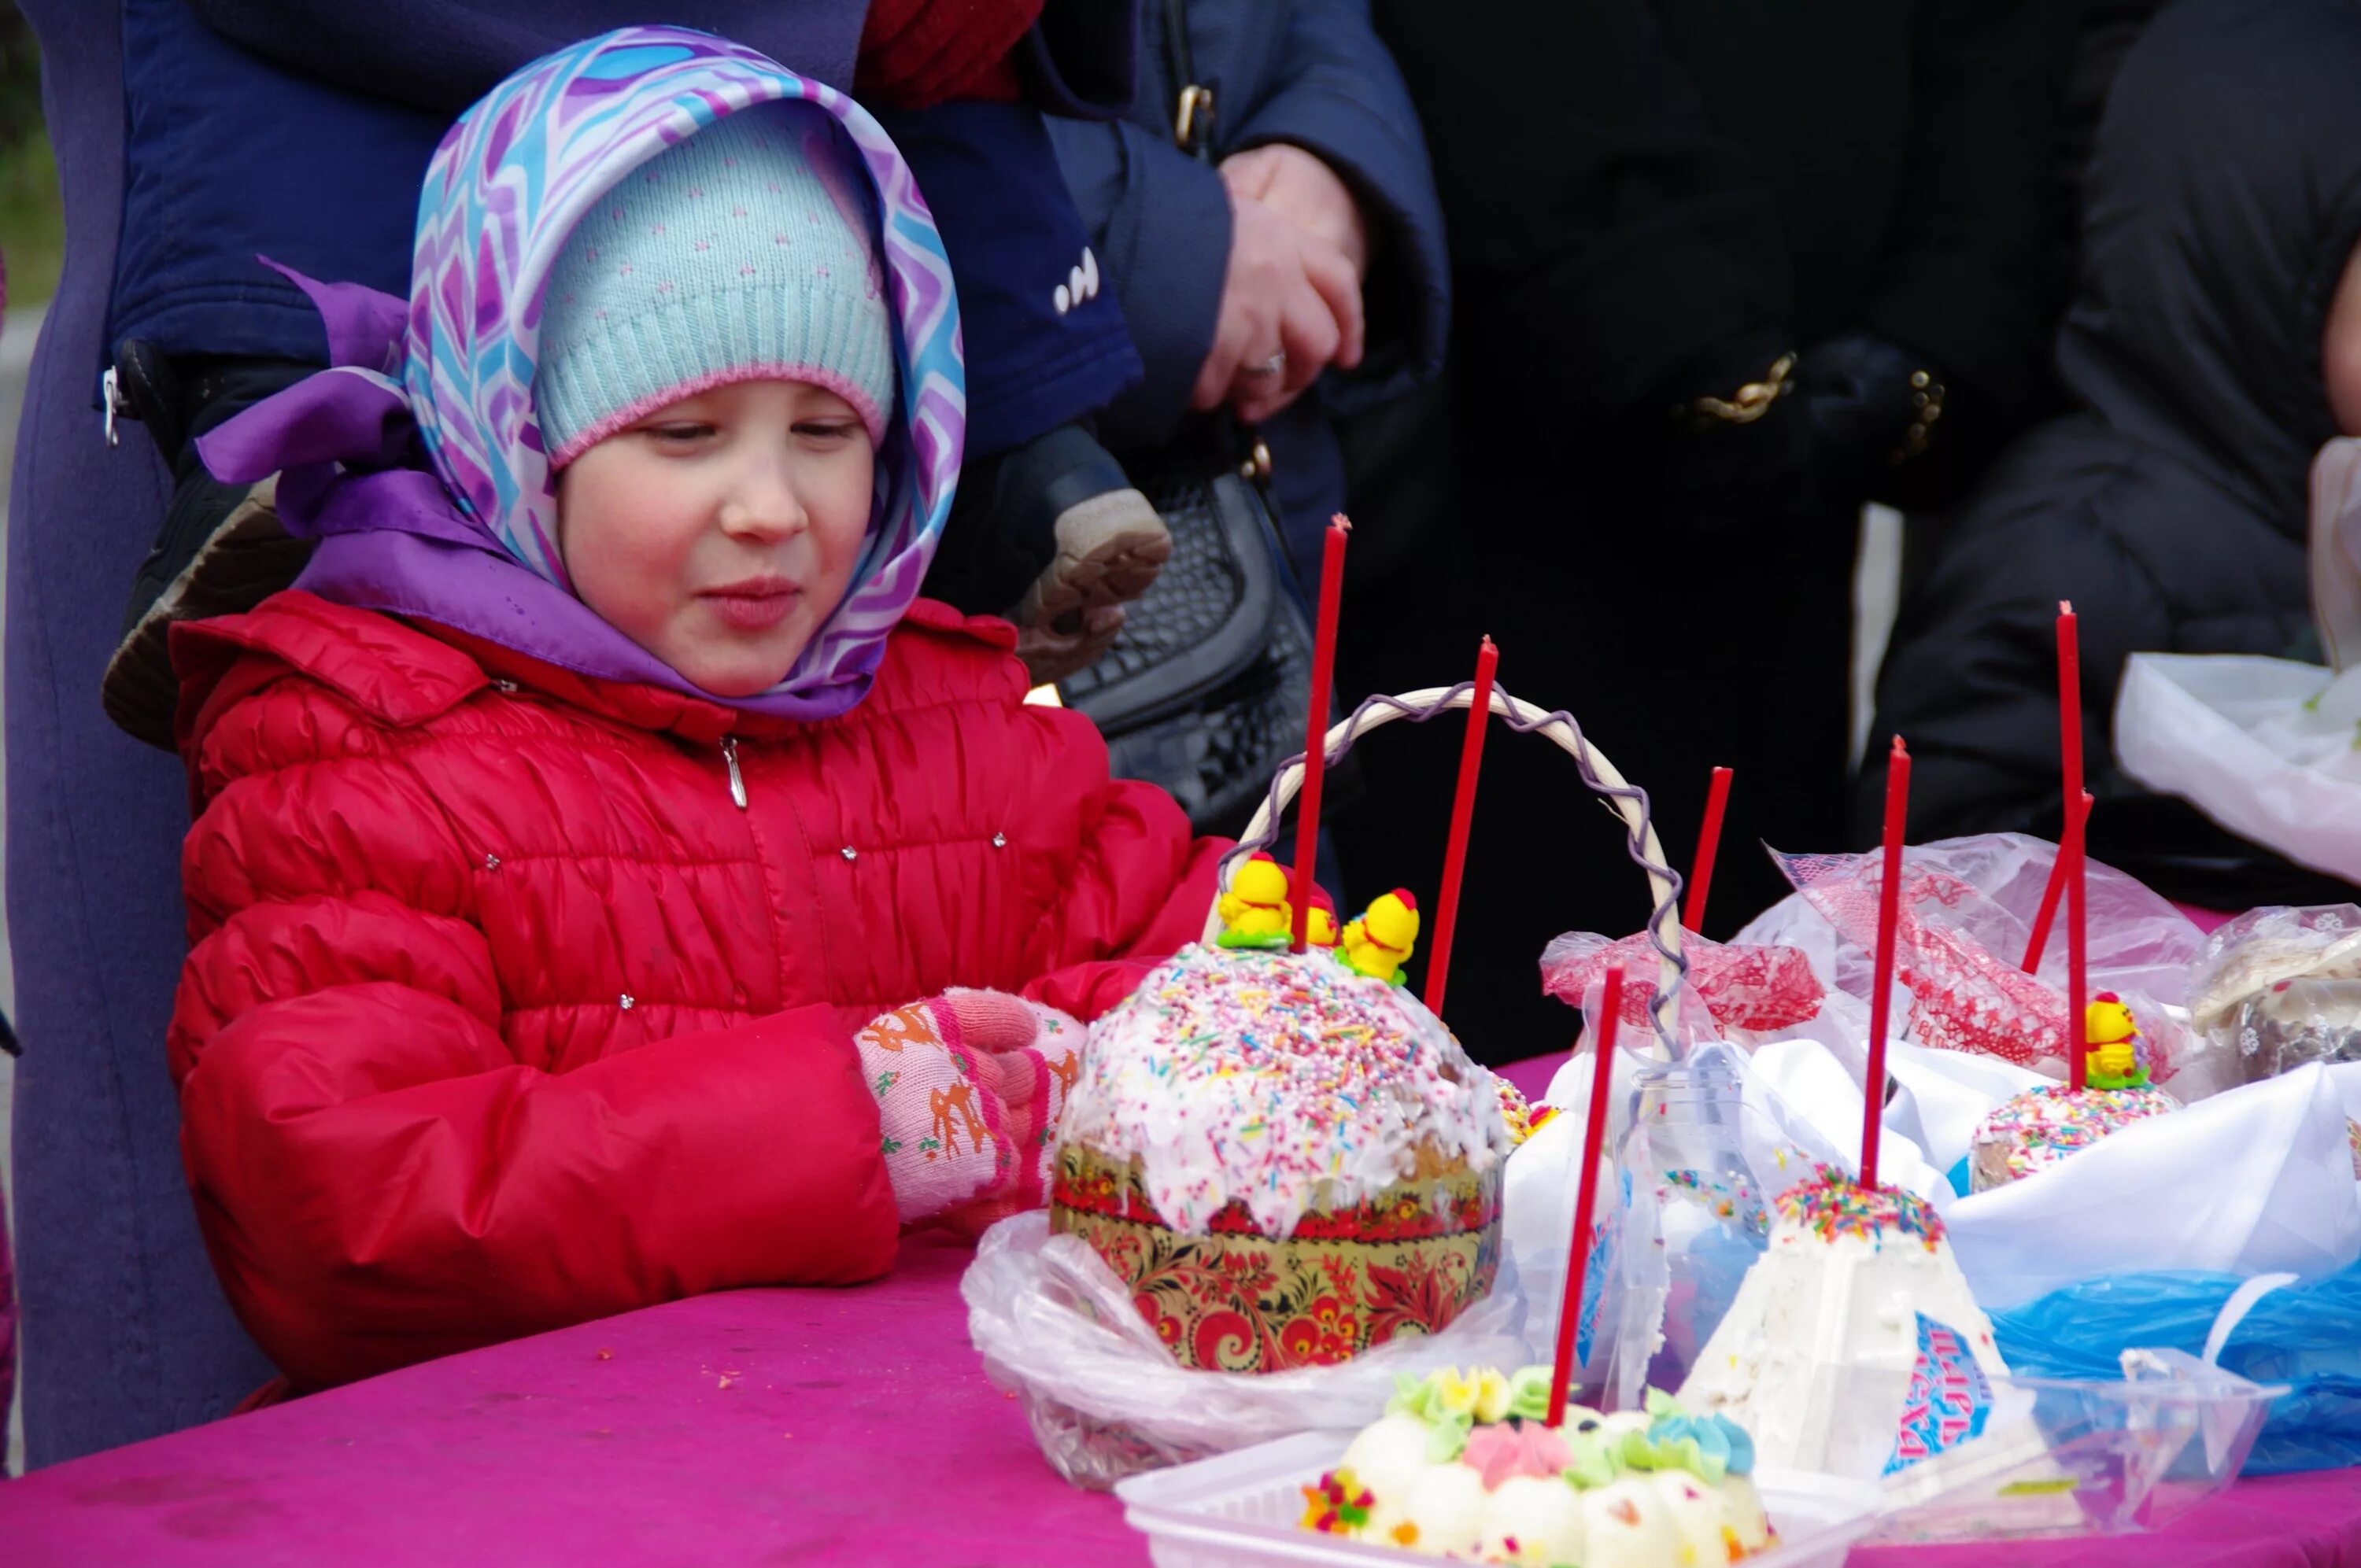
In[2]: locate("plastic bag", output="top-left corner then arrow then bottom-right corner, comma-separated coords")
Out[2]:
1732,1036 -> 2361,1308
1735,836 -> 2219,1092
961,1212 -> 1533,1489
1737,833 -> 2207,1008
2115,651 -> 2361,886
2312,437 -> 2361,671
1540,928 -> 1825,1046
1993,1264 -> 2361,1474
2187,906 -> 2361,1092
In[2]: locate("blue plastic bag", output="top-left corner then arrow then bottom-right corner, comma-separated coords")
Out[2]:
1992,1264 -> 2361,1474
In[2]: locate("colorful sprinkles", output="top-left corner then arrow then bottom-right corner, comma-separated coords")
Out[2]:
1059,944 -> 1510,1238
1972,1084 -> 2178,1181
1774,1165 -> 1945,1249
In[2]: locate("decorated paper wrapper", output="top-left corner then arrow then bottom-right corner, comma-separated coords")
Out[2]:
1050,1142 -> 1502,1372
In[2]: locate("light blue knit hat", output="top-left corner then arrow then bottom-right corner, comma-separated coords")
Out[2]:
537,102 -> 897,467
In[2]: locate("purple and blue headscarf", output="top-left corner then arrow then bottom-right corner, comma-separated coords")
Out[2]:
201,26 -> 966,721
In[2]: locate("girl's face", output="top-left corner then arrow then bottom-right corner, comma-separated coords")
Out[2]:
556,379 -> 875,698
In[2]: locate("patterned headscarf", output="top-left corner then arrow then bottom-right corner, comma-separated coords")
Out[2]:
200,27 -> 966,721
407,26 -> 964,710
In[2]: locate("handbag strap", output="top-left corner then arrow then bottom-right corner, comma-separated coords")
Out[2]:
1165,0 -> 1214,163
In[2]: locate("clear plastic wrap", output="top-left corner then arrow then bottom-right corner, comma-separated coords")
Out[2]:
961,1213 -> 1533,1490
1729,836 -> 2222,1094
2187,906 -> 2361,1096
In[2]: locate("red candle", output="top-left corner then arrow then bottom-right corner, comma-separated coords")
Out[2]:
2021,790 -> 2093,974
2059,603 -> 2089,1089
1683,766 -> 1735,934
1423,637 -> 1498,1017
1862,736 -> 1910,1191
1290,518 -> 1350,951
1548,963 -> 1624,1428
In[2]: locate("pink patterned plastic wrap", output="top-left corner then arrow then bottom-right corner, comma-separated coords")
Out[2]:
1777,851 -> 2070,1068
1541,928 -> 1824,1037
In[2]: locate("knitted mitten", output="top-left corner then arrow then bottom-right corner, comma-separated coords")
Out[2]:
854,992 -> 1081,1229
940,989 -> 1083,1230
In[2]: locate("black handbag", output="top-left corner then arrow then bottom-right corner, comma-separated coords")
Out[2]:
1057,1 -> 1336,838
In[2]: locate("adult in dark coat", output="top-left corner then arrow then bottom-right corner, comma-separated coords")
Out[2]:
1043,0 -> 1450,570
1861,0 -> 2361,904
1334,0 -> 2073,1064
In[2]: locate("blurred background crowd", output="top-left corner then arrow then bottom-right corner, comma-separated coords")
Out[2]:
6,0 -> 2360,1471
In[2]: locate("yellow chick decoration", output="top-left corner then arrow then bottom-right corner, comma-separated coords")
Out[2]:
1216,853 -> 1294,950
1304,905 -> 1340,950
1340,889 -> 1421,985
2084,991 -> 2149,1089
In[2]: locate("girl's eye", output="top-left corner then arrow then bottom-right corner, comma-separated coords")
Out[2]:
794,420 -> 859,441
646,422 -> 715,443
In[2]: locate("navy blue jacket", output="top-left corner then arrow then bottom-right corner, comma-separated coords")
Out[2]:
1043,0 -> 1448,563
110,1 -> 1136,385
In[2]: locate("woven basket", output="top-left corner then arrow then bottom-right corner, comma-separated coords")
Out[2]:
1201,679 -> 1687,1024
1052,679 -> 1688,1374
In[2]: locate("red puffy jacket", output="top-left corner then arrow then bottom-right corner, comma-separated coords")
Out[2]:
168,592 -> 1220,1389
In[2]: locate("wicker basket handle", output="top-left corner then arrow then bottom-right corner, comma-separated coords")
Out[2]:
1201,681 -> 1690,1049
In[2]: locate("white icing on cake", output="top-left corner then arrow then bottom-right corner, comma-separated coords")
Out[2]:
1677,1187 -> 2008,1476
1061,943 -> 1511,1236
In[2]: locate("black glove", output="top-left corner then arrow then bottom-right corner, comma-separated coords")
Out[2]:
1798,330 -> 1945,507
1654,342 -> 1818,537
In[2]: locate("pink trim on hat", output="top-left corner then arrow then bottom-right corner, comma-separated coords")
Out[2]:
547,360 -> 889,469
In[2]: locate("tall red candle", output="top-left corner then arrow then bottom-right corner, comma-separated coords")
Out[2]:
1548,963 -> 1624,1428
1683,766 -> 1735,934
1863,736 -> 1910,1191
1290,518 -> 1350,951
2059,602 -> 2089,1089
2021,790 -> 2093,973
1424,636 -> 1498,1016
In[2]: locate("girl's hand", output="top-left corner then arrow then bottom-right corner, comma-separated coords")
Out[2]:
853,991 -> 1082,1234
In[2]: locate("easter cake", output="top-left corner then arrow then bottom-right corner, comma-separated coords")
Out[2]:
1300,1367 -> 1774,1566
1968,994 -> 2179,1193
1677,1169 -> 2011,1479
1050,939 -> 1515,1372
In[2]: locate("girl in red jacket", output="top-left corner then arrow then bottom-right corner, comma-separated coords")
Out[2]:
168,28 -> 1218,1392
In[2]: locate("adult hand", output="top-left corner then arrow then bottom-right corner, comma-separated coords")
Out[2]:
1220,143 -> 1371,277
1195,170 -> 1368,423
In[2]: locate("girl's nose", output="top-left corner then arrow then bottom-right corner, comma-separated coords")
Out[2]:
715,453 -> 808,540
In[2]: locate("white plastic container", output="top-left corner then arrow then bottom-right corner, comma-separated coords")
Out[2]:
1115,1431 -> 1885,1568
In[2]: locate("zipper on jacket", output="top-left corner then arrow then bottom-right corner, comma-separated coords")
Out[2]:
721,736 -> 748,810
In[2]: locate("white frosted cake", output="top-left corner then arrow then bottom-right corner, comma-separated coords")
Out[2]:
1677,1168 -> 2012,1481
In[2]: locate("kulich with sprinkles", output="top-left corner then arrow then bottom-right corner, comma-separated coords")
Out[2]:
1050,942 -> 1514,1374
1676,1168 -> 2012,1475
1968,1083 -> 2179,1192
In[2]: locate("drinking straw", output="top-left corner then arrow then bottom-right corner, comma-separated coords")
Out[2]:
1424,636 -> 1498,1016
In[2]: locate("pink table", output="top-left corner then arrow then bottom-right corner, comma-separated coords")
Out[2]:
0,1050 -> 2354,1566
